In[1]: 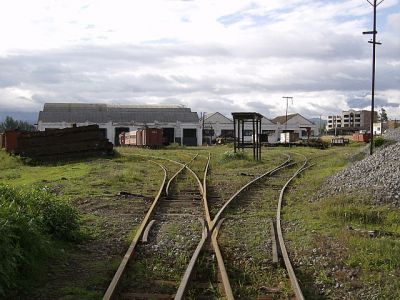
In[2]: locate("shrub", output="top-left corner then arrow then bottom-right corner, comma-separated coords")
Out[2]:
166,143 -> 183,149
222,150 -> 247,160
0,184 -> 79,296
374,136 -> 385,148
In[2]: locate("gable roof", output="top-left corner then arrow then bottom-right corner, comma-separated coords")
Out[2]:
203,112 -> 232,123
271,113 -> 298,124
260,115 -> 275,125
38,103 -> 199,124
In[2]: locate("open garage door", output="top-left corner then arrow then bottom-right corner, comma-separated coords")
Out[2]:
183,129 -> 197,146
162,128 -> 174,145
114,127 -> 130,145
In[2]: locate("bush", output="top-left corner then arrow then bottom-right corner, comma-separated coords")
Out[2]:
0,185 -> 79,296
222,150 -> 247,160
374,136 -> 385,147
166,143 -> 184,149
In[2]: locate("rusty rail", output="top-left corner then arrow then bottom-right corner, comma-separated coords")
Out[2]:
103,161 -> 167,300
174,154 -> 292,299
174,219 -> 208,300
211,218 -> 234,300
276,154 -> 308,300
202,153 -> 212,229
104,153 -> 208,299
210,154 -> 291,232
166,154 -> 198,196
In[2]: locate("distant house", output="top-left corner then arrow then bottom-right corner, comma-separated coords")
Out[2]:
202,112 -> 233,144
271,113 -> 319,140
202,112 -> 318,143
37,103 -> 201,146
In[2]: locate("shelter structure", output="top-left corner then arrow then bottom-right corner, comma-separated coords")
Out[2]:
232,112 -> 262,160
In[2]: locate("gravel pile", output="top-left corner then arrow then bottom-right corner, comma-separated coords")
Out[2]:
383,127 -> 400,142
322,140 -> 400,206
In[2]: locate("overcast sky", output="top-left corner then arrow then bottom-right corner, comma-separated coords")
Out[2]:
0,0 -> 399,122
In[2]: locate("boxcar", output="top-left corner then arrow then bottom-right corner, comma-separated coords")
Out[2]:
124,131 -> 138,146
352,133 -> 370,142
140,128 -> 163,147
4,130 -> 23,153
119,132 -> 126,146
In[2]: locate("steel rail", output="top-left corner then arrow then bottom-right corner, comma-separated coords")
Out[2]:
172,154 -> 213,298
210,154 -> 292,232
276,154 -> 308,300
211,218 -> 234,300
202,153 -> 212,229
174,219 -> 209,300
166,154 -> 198,196
103,161 -> 167,300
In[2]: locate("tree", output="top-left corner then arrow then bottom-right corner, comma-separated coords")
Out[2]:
0,116 -> 36,133
380,108 -> 388,122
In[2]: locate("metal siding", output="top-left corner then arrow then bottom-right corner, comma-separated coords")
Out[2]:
38,106 -> 199,124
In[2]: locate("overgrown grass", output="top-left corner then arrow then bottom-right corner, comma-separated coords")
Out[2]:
0,184 -> 79,297
282,145 -> 400,298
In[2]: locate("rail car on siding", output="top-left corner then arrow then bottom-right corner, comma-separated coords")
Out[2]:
119,128 -> 164,148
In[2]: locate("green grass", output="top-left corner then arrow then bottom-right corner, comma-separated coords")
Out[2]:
2,143 -> 400,299
282,145 -> 400,299
0,184 -> 79,297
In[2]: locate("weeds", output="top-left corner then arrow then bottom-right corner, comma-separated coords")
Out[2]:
0,184 -> 79,296
222,150 -> 247,160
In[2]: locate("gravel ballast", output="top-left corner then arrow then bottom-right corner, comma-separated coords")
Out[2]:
322,128 -> 400,206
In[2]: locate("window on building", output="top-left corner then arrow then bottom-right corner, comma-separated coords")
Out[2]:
220,130 -> 234,138
262,130 -> 275,134
203,129 -> 215,136
243,130 -> 253,136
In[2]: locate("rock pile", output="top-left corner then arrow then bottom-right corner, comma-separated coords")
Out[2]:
383,127 -> 400,142
323,138 -> 400,206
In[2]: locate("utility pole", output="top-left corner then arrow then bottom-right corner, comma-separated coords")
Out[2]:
282,96 -> 293,143
319,115 -> 322,137
363,0 -> 384,155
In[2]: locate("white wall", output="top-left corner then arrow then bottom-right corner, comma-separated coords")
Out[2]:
38,121 -> 202,146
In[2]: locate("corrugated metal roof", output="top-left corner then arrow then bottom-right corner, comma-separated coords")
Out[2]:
39,103 -> 199,123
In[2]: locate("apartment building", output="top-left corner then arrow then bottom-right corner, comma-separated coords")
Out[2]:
326,109 -> 377,134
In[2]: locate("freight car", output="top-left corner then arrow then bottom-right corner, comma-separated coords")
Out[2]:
120,128 -> 163,148
352,132 -> 370,142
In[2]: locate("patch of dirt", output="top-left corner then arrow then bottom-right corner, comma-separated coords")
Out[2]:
20,194 -> 154,300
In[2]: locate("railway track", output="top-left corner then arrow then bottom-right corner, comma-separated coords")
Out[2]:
103,151 -> 311,299
103,153 -> 210,300
179,153 -> 310,299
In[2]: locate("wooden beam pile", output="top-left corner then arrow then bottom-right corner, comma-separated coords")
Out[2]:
7,125 -> 113,161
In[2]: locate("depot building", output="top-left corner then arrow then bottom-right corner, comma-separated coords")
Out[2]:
37,103 -> 202,146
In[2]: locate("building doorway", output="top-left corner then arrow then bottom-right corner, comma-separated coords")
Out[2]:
183,129 -> 197,146
114,127 -> 130,145
162,128 -> 175,145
